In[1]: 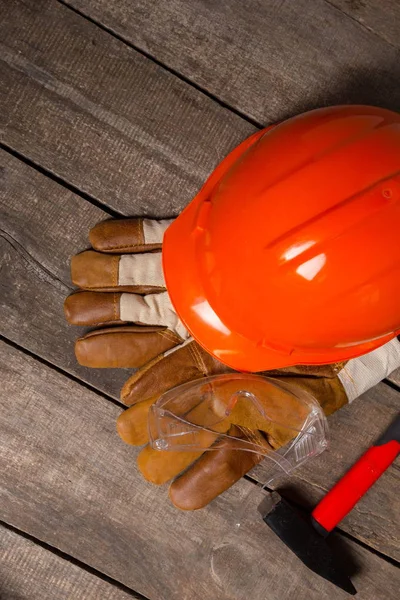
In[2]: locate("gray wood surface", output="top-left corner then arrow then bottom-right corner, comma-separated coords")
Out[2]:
0,0 -> 253,216
0,149 -> 129,399
0,525 -> 141,600
387,367 -> 400,387
328,0 -> 400,49
1,143 -> 398,559
64,0 -> 400,124
1,340 -> 399,600
253,381 -> 400,560
1,1 -> 399,597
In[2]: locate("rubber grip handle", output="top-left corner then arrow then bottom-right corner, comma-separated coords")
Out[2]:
312,416 -> 400,534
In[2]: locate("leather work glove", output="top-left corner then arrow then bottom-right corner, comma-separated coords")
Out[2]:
65,218 -> 400,510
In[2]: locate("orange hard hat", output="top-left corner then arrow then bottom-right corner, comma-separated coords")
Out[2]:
163,105 -> 400,372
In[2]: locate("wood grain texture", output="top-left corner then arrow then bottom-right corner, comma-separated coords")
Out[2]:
387,367 -> 400,387
1,151 -> 399,560
0,150 -> 130,399
1,340 -> 400,600
64,0 -> 400,124
327,0 -> 400,49
1,3 -> 399,594
0,0 -> 253,216
253,381 -> 400,560
0,526 -> 141,600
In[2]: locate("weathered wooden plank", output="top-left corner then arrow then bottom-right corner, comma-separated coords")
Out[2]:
0,525 -> 141,600
387,367 -> 400,387
0,150 -> 130,399
328,0 -> 400,49
1,340 -> 399,600
1,0 -> 399,573
64,0 -> 400,124
0,0 -> 253,216
1,149 -> 399,561
253,381 -> 400,560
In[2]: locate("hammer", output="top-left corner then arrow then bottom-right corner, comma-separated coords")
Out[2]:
259,413 -> 400,594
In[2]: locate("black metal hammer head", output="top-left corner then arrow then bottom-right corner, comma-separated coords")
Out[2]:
259,492 -> 357,595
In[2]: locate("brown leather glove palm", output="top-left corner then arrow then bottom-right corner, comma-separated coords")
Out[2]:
65,219 -> 348,509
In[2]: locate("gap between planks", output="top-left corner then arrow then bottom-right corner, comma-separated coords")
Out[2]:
0,520 -> 148,600
0,142 -> 124,219
55,0 -> 264,131
0,334 -> 126,410
244,473 -> 400,569
2,338 -> 399,599
1,333 -> 397,568
1,141 -> 398,558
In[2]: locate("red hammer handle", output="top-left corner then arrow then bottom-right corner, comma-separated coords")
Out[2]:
311,415 -> 400,535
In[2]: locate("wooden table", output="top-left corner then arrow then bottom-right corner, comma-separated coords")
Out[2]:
1,1 -> 399,598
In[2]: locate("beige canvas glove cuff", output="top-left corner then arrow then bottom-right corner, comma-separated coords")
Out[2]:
337,338 -> 400,402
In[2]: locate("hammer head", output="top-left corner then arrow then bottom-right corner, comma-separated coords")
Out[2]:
259,492 -> 356,595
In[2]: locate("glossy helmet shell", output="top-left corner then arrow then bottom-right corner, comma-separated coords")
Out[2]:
163,106 -> 400,371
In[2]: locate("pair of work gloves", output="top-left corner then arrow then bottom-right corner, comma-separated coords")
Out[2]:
64,218 -> 400,510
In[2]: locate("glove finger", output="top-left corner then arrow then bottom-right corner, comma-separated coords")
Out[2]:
169,427 -> 271,510
64,291 -> 123,326
118,391 -> 232,484
64,290 -> 187,339
75,326 -> 182,368
116,396 -> 156,446
116,391 -> 191,446
137,445 -> 204,485
137,411 -> 233,484
71,250 -> 165,294
120,340 -> 228,405
118,377 -> 231,445
89,218 -> 173,253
